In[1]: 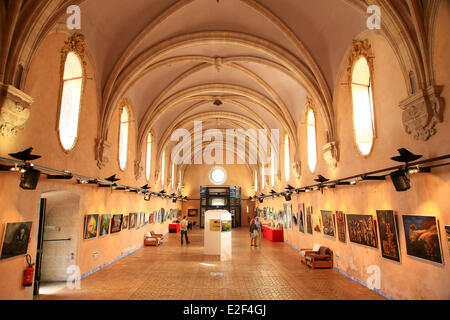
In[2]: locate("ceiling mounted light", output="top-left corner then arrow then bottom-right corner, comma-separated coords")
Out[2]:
105,174 -> 120,182
390,169 -> 410,192
390,148 -> 422,163
361,174 -> 386,181
314,175 -> 329,183
213,99 -> 223,106
9,147 -> 41,161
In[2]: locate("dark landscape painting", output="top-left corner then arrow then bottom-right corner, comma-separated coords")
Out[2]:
0,222 -> 33,259
306,206 -> 313,234
110,214 -> 123,234
376,210 -> 401,262
99,214 -> 111,237
347,214 -> 378,248
402,215 -> 442,264
336,211 -> 346,243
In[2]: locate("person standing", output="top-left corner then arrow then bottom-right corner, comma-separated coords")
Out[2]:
255,217 -> 262,246
180,216 -> 190,245
249,219 -> 257,247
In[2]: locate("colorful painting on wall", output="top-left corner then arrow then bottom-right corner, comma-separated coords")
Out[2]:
221,220 -> 231,232
210,219 -> 221,232
321,210 -> 335,237
347,214 -> 378,248
188,209 -> 198,217
298,203 -> 305,233
445,226 -> 450,257
376,210 -> 401,262
306,206 -> 313,234
110,214 -> 123,234
129,213 -> 136,229
336,211 -> 346,243
0,221 -> 33,259
313,214 -> 321,233
402,215 -> 442,264
122,215 -> 128,230
83,214 -> 98,240
149,212 -> 155,224
99,214 -> 111,237
144,213 -> 149,225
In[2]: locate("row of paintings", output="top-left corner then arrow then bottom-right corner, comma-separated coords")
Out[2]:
83,208 -> 181,240
257,205 -> 448,265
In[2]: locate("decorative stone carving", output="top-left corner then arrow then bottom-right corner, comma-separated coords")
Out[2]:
61,33 -> 87,72
95,138 -> 111,169
399,86 -> 443,141
214,57 -> 223,72
134,160 -> 143,180
0,84 -> 34,137
347,39 -> 374,80
322,142 -> 339,169
292,161 -> 301,181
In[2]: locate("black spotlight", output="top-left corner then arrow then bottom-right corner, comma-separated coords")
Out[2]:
284,193 -> 292,201
144,193 -> 151,201
20,168 -> 41,190
172,198 -> 177,203
258,198 -> 263,203
390,148 -> 422,163
390,169 -> 410,192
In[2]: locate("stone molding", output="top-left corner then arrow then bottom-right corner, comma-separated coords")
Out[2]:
0,84 -> 34,137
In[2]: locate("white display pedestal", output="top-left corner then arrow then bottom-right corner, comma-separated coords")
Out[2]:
204,210 -> 232,261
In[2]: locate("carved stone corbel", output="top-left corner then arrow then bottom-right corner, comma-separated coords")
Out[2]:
0,84 -> 34,137
322,141 -> 339,169
399,86 -> 443,141
134,160 -> 143,180
95,138 -> 111,169
292,161 -> 301,182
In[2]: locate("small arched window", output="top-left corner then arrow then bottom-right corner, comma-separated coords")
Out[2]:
351,57 -> 375,156
307,108 -> 317,173
58,52 -> 84,151
171,162 -> 175,189
284,134 -> 290,181
161,151 -> 166,186
146,133 -> 152,181
118,107 -> 129,170
254,170 -> 258,192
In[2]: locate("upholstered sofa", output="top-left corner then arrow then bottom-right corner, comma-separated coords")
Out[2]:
300,244 -> 333,269
144,231 -> 164,246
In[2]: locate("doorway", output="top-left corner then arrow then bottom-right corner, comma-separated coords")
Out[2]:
34,191 -> 81,297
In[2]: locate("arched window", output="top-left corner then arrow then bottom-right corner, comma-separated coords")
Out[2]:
171,162 -> 175,189
58,52 -> 84,151
118,107 -> 129,170
178,169 -> 182,190
351,57 -> 375,156
270,152 -> 275,187
210,167 -> 227,185
254,170 -> 258,192
161,151 -> 166,186
261,164 -> 265,190
284,134 -> 290,181
145,133 -> 152,181
307,108 -> 317,173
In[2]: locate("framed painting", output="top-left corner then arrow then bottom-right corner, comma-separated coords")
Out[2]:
313,214 -> 321,233
376,210 -> 401,262
292,210 -> 298,226
83,214 -> 98,240
188,209 -> 198,217
336,211 -> 346,243
129,213 -> 136,229
110,214 -> 123,234
287,204 -> 292,229
144,213 -> 149,225
402,215 -> 442,264
306,206 -> 313,234
445,226 -> 450,257
122,215 -> 128,230
149,212 -> 155,224
0,221 -> 33,259
221,220 -> 231,232
99,214 -> 111,237
283,204 -> 288,228
321,210 -> 335,237
298,203 -> 305,233
347,214 -> 378,248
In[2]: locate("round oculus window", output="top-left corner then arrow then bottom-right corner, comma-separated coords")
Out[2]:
209,167 -> 226,185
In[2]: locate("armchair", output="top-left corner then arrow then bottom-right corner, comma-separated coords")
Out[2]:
303,246 -> 333,269
299,243 -> 321,264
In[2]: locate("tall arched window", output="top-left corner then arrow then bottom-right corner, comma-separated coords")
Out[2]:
307,108 -> 317,173
58,52 -> 84,151
284,134 -> 290,181
351,57 -> 375,156
270,152 -> 275,187
146,133 -> 152,181
161,151 -> 166,186
118,107 -> 129,170
171,162 -> 175,189
261,164 -> 265,190
178,169 -> 182,190
254,170 -> 258,192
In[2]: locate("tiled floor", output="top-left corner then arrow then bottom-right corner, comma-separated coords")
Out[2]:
38,227 -> 385,300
